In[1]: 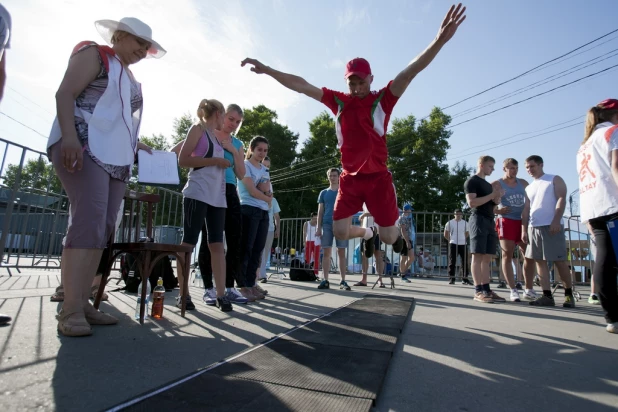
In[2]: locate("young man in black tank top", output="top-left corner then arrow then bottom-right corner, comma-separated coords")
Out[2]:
464,156 -> 506,303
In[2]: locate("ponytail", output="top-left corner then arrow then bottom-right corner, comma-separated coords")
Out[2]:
583,100 -> 618,144
196,99 -> 224,129
583,106 -> 600,144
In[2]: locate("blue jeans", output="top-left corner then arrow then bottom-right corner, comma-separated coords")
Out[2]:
321,222 -> 349,248
239,205 -> 269,287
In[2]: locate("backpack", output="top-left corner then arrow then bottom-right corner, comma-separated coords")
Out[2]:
289,258 -> 318,282
120,239 -> 179,293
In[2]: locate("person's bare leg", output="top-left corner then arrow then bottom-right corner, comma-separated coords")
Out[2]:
481,254 -> 492,285
535,261 -> 552,291
361,255 -> 369,284
333,217 -> 358,240
523,258 -> 535,289
337,247 -> 347,281
375,250 -> 384,285
499,239 -> 517,289
209,242 -> 226,298
554,261 -> 573,289
322,247 -> 332,281
471,253 -> 484,286
377,225 -> 399,245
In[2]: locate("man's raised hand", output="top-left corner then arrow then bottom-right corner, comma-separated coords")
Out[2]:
437,3 -> 467,44
241,58 -> 269,75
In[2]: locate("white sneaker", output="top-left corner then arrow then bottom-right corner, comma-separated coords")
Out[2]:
510,290 -> 521,302
607,323 -> 618,334
225,288 -> 249,304
523,289 -> 538,301
203,288 -> 217,306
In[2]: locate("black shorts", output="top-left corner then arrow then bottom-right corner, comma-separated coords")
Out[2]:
361,234 -> 382,254
182,197 -> 225,245
401,238 -> 414,255
469,214 -> 497,255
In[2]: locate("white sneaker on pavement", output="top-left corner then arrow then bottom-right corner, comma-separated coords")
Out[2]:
510,289 -> 521,302
203,288 -> 217,306
523,289 -> 538,301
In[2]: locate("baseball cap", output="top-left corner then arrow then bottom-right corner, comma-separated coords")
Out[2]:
403,204 -> 413,211
598,98 -> 618,110
344,58 -> 372,79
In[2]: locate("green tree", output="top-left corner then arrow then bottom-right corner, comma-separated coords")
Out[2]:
3,157 -> 62,194
171,113 -> 194,145
272,111 -> 340,217
388,108 -> 452,212
236,105 -> 298,169
442,161 -> 474,213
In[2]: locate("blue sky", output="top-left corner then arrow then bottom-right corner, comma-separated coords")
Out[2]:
1,0 -> 617,208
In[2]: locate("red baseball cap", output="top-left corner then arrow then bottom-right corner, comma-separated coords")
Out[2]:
598,99 -> 618,110
344,58 -> 372,79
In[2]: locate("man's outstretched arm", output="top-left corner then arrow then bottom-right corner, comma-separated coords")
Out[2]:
390,3 -> 466,97
241,58 -> 323,102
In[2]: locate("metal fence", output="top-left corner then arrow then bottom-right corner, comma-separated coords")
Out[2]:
0,137 -> 594,285
0,138 -> 185,273
274,213 -> 594,285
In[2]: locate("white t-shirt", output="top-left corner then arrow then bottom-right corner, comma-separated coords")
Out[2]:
578,122 -> 618,223
305,221 -> 318,242
444,218 -> 468,245
526,174 -> 564,227
268,197 -> 281,232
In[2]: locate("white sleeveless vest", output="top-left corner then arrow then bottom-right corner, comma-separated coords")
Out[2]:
48,55 -> 140,166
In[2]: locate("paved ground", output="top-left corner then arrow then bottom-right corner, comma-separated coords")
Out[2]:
0,268 -> 616,411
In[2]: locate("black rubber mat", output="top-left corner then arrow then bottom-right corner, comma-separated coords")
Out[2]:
346,296 -> 413,317
209,340 -> 392,399
115,296 -> 415,411
323,306 -> 408,330
281,319 -> 399,352
127,374 -> 372,412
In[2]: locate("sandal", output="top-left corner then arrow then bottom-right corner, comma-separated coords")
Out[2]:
83,305 -> 118,325
50,286 -> 64,302
91,285 -> 109,301
353,281 -> 367,286
56,310 -> 92,337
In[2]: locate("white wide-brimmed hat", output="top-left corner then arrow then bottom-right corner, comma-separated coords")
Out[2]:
94,17 -> 166,58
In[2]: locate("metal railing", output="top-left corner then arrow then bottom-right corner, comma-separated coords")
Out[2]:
0,138 -> 185,272
273,213 -> 594,285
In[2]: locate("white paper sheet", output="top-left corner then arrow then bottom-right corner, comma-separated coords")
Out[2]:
137,150 -> 180,185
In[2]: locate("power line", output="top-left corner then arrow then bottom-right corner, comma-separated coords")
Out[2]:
0,111 -> 49,139
449,62 -> 618,129
7,87 -> 55,116
387,122 -> 581,177
270,154 -> 339,179
450,48 -> 618,119
441,27 -> 618,110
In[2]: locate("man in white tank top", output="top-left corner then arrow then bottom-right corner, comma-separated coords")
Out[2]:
522,155 -> 575,308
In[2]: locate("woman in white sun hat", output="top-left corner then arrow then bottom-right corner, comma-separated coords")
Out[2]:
47,17 -> 165,337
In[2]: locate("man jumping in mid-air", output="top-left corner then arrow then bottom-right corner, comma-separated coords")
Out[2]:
241,4 -> 466,249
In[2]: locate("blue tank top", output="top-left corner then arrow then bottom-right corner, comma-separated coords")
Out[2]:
498,178 -> 526,220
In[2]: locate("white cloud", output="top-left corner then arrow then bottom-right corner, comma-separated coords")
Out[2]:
1,0 -> 300,151
337,4 -> 370,30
